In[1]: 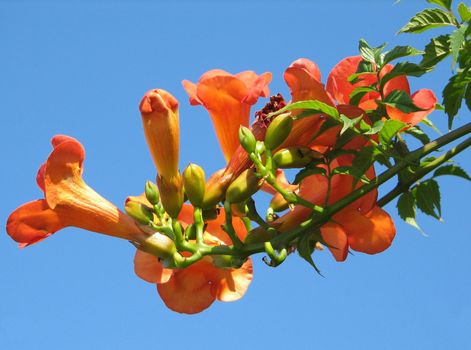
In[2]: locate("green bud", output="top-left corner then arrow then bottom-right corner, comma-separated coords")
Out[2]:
238,126 -> 257,153
212,255 -> 245,268
272,147 -> 323,168
145,180 -> 160,205
182,163 -> 206,207
139,232 -> 176,259
125,200 -> 154,225
264,113 -> 293,150
157,174 -> 184,218
226,168 -> 262,204
255,141 -> 265,155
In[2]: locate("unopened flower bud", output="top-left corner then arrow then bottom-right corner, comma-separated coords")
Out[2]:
238,126 -> 257,154
269,192 -> 290,212
157,174 -> 183,218
226,168 -> 262,204
264,113 -> 293,150
272,147 -> 323,168
125,199 -> 154,225
182,163 -> 206,207
140,89 -> 180,179
139,232 -> 176,259
255,141 -> 265,155
145,180 -> 160,205
201,169 -> 232,209
212,255 -> 245,269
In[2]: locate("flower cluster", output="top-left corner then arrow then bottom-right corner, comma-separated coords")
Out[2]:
6,55 -> 436,314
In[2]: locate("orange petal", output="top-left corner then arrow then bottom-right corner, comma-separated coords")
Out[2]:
134,250 -> 173,284
284,58 -> 333,104
44,138 -> 144,240
236,71 -> 272,104
320,222 -> 348,262
381,64 -> 411,96
386,89 -> 437,126
197,75 -> 250,161
334,206 -> 396,255
139,89 -> 180,178
157,260 -> 216,314
211,258 -> 253,302
6,199 -> 64,247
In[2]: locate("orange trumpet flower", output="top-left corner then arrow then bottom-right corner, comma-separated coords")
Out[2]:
183,69 -> 272,161
6,135 -> 174,256
134,204 -> 253,314
326,55 -> 437,126
276,155 -> 395,262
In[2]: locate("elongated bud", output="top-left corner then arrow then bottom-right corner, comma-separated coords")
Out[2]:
145,180 -> 160,205
212,255 -> 245,268
125,199 -> 154,225
157,174 -> 183,218
264,113 -> 293,150
238,126 -> 257,154
138,230 -> 176,259
140,89 -> 180,179
226,168 -> 263,204
202,169 -> 232,209
255,141 -> 266,155
182,163 -> 206,207
269,192 -> 290,212
272,147 -> 323,168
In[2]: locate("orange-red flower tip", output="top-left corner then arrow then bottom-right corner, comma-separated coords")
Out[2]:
139,89 -> 180,178
182,69 -> 271,161
386,88 -> 437,126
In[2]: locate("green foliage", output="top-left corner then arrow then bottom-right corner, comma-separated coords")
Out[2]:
458,2 -> 471,21
397,191 -> 424,233
450,24 -> 468,68
383,45 -> 424,65
382,90 -> 425,113
379,119 -> 408,145
275,100 -> 339,119
359,39 -> 386,64
413,179 -> 442,220
293,166 -> 327,185
426,0 -> 452,10
443,69 -> 471,129
405,126 -> 432,145
420,35 -> 451,68
398,8 -> 456,34
433,164 -> 471,180
380,62 -> 428,87
349,86 -> 376,106
297,234 -> 322,275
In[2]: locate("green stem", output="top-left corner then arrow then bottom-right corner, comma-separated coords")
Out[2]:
222,201 -> 244,248
378,136 -> 471,206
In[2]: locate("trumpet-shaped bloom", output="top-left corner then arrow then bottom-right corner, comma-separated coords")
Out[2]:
7,135 -> 149,247
281,58 -> 369,151
276,155 -> 395,262
183,69 -> 272,161
326,55 -> 437,125
134,204 -> 253,314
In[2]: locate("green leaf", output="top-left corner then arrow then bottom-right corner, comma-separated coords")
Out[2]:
413,179 -> 442,220
398,8 -> 456,34
405,126 -> 431,145
450,25 -> 468,69
465,82 -> 471,111
293,167 -> 327,185
364,120 -> 385,135
426,0 -> 452,10
349,86 -> 376,106
276,100 -> 339,119
443,70 -> 471,129
383,90 -> 426,113
297,234 -> 322,275
359,39 -> 386,64
421,117 -> 442,135
339,114 -> 362,135
397,192 -> 425,234
380,62 -> 427,88
383,46 -> 424,65
433,164 -> 471,180
379,119 -> 408,144
420,35 -> 451,69
350,146 -> 376,186
458,2 -> 471,22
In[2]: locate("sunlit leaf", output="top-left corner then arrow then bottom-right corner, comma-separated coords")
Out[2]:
413,179 -> 442,220
433,164 -> 471,180
383,45 -> 423,65
398,8 -> 456,34
379,119 -> 408,144
420,35 -> 451,69
397,191 -> 425,234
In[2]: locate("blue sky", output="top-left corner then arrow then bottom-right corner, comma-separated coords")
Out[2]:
1,1 -> 470,349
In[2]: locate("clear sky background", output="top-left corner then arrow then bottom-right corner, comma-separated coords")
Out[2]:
1,1 -> 470,349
